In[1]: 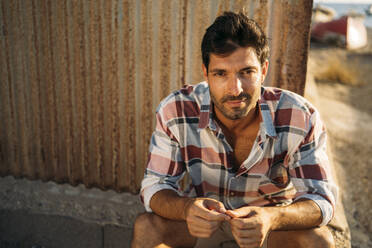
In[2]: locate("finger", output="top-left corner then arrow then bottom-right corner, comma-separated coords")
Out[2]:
205,199 -> 228,214
229,218 -> 256,230
235,238 -> 261,248
231,227 -> 259,239
188,223 -> 219,238
225,210 -> 239,218
231,230 -> 262,248
188,215 -> 221,230
189,229 -> 215,238
226,207 -> 256,218
197,207 -> 230,221
188,222 -> 219,233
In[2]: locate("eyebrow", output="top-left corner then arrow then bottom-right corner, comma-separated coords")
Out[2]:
209,68 -> 226,73
209,66 -> 258,73
239,66 -> 258,72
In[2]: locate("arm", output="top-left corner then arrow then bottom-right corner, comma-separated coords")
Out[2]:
288,108 -> 337,226
141,104 -> 229,238
226,108 -> 337,247
150,189 -> 192,221
260,198 -> 322,231
225,198 -> 322,248
150,189 -> 230,238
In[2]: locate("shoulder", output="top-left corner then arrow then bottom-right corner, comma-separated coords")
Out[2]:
156,82 -> 209,123
262,86 -> 317,117
262,87 -> 321,134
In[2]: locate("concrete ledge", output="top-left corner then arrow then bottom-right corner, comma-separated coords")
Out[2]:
0,176 -> 145,226
0,176 -> 145,248
0,209 -> 133,248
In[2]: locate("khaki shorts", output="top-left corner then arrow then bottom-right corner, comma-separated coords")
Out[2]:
194,221 -> 268,248
194,222 -> 345,248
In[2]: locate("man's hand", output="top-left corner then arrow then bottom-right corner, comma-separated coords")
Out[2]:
184,198 -> 231,238
226,207 -> 272,248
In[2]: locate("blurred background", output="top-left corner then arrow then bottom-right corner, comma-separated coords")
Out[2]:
308,0 -> 372,247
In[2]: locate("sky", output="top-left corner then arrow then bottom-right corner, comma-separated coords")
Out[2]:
314,0 -> 372,3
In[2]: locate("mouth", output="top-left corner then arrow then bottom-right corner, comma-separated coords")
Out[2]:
224,99 -> 248,109
219,93 -> 251,110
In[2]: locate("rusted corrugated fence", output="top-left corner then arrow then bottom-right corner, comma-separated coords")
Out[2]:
0,0 -> 313,193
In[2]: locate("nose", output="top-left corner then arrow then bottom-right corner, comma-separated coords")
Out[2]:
227,75 -> 243,96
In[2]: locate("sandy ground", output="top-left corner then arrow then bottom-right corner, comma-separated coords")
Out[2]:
307,28 -> 372,248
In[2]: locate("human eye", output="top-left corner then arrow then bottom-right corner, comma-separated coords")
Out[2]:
213,70 -> 226,77
242,69 -> 254,74
240,68 -> 255,77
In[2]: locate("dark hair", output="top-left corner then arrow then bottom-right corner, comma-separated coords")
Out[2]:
201,11 -> 269,71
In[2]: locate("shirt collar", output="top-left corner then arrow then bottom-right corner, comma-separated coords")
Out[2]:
198,88 -> 218,131
258,87 -> 277,139
198,86 -> 277,138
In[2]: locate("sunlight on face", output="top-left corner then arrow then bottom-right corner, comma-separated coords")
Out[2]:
203,47 -> 268,120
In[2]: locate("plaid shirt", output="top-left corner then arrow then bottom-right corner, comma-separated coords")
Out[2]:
141,82 -> 338,226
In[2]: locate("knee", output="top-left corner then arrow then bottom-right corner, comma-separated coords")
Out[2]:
133,212 -> 156,236
132,213 -> 158,248
293,226 -> 335,248
133,212 -> 167,242
310,227 -> 335,248
268,226 -> 335,248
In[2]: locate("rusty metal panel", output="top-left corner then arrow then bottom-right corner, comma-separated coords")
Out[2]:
0,0 -> 313,193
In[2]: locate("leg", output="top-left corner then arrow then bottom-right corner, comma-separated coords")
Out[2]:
131,212 -> 197,248
267,226 -> 335,248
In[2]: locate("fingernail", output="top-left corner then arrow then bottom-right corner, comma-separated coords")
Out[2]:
226,211 -> 237,218
223,213 -> 231,219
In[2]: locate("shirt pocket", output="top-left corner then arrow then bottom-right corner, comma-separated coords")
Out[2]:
226,175 -> 262,209
228,175 -> 262,198
258,162 -> 292,196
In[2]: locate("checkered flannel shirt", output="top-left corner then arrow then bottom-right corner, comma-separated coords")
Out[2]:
140,82 -> 338,226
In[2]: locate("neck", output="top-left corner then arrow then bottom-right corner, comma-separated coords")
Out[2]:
215,104 -> 261,132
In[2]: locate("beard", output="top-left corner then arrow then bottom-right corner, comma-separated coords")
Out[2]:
210,91 -> 253,120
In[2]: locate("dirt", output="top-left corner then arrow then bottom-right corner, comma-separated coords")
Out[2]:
307,28 -> 372,248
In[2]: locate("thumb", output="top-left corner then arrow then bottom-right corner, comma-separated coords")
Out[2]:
226,207 -> 254,218
205,199 -> 227,214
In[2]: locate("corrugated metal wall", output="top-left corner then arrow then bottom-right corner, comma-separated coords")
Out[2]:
0,0 -> 313,193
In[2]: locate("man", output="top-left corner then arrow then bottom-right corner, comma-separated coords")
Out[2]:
132,12 -> 338,248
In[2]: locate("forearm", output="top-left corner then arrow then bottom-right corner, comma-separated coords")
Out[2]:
149,189 -> 194,221
226,198 -> 327,247
267,199 -> 323,231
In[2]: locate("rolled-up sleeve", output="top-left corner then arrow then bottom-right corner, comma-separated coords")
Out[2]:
140,111 -> 186,212
290,110 -> 338,226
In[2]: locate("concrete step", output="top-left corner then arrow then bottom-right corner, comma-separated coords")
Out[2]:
0,209 -> 133,248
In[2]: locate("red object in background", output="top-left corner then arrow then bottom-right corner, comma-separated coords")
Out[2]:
311,16 -> 367,49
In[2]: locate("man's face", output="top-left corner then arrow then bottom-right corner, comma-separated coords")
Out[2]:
203,47 -> 268,120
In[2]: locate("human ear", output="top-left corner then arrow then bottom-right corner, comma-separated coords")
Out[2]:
261,60 -> 269,82
202,64 -> 208,81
